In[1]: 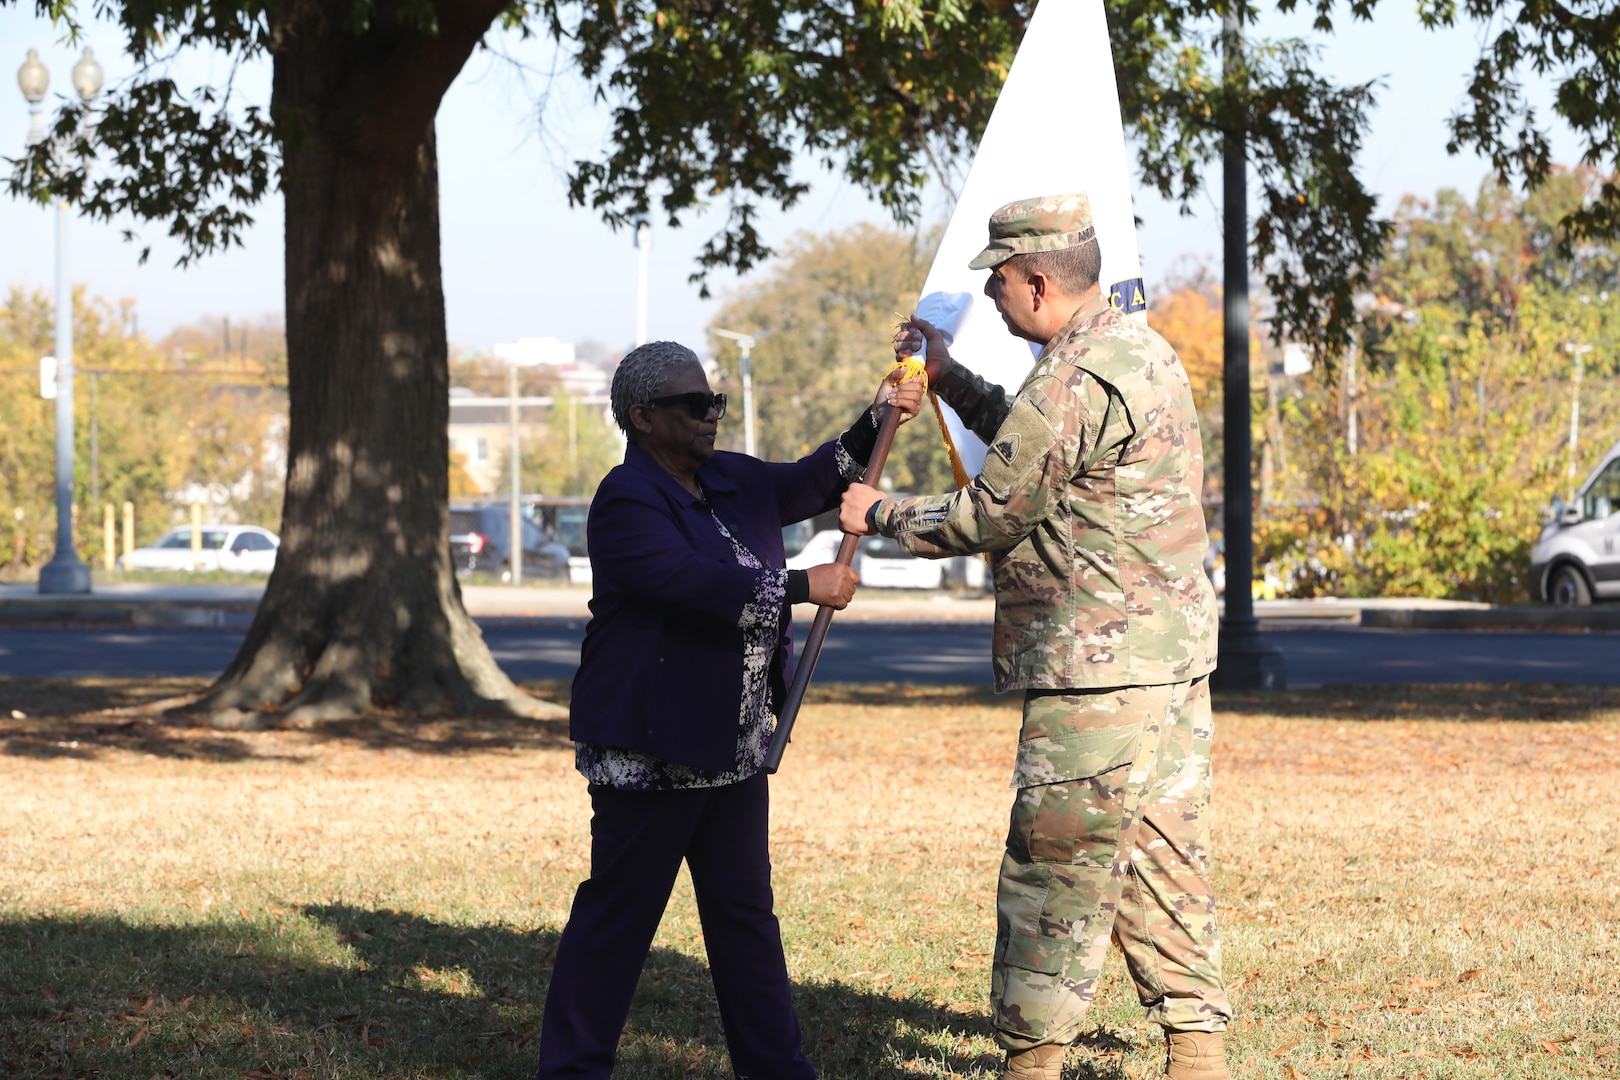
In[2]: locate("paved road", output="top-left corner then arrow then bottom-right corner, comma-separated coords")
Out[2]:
3,621 -> 1618,686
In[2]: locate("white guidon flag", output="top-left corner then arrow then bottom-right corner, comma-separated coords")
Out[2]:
917,0 -> 1145,480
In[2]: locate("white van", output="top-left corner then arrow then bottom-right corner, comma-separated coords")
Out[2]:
1530,437 -> 1620,604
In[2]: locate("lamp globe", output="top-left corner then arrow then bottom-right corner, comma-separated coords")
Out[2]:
17,48 -> 48,103
70,46 -> 102,100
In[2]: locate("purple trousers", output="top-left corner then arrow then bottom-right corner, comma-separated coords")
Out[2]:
534,770 -> 817,1079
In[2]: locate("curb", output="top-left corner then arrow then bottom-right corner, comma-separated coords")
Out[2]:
0,601 -> 259,627
1360,606 -> 1620,631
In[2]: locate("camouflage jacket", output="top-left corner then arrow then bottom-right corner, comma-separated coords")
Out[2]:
874,294 -> 1218,691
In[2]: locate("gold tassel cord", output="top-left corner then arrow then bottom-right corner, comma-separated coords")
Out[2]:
891,355 -> 929,386
931,390 -> 973,489
890,318 -> 972,491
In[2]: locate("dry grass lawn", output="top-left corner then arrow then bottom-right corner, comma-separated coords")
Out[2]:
0,679 -> 1616,1079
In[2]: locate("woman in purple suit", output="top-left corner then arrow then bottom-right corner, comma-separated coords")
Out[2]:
535,341 -> 922,1079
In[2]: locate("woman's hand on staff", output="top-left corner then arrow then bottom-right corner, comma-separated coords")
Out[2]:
894,317 -> 952,385
805,563 -> 860,609
871,366 -> 926,427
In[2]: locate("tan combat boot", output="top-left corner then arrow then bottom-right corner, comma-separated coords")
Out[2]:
1162,1030 -> 1231,1080
1000,1044 -> 1065,1080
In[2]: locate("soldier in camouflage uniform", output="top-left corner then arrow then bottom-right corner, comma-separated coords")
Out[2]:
839,193 -> 1232,1080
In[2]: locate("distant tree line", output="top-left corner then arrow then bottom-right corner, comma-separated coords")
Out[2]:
0,289 -> 286,575
1246,168 -> 1620,602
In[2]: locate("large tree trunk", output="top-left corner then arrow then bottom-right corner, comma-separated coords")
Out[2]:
196,1 -> 555,727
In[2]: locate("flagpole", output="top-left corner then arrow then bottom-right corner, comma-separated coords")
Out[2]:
764,404 -> 905,773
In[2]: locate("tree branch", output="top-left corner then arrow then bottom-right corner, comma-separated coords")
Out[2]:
320,0 -> 515,164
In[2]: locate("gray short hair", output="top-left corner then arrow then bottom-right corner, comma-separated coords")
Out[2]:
611,341 -> 701,435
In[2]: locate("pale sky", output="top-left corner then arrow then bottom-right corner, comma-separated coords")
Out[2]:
0,4 -> 1584,355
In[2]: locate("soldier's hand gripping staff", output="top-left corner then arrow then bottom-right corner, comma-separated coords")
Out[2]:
841,193 -> 1232,1080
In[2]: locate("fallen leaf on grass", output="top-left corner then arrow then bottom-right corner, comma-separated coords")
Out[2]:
1410,978 -> 1441,989
1540,1040 -> 1563,1055
128,1027 -> 146,1047
517,1028 -> 538,1048
1459,968 -> 1484,981
1269,1040 -> 1301,1056
1595,1046 -> 1617,1057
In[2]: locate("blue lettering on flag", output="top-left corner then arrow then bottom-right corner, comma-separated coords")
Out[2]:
1108,277 -> 1147,314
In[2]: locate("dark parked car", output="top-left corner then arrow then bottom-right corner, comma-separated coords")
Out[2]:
522,496 -> 591,558
449,505 -> 569,579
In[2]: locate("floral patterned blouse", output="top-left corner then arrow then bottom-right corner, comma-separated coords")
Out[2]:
575,415 -> 875,791
575,514 -> 785,790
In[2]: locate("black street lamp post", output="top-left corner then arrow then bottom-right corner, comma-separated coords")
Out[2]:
1213,9 -> 1286,692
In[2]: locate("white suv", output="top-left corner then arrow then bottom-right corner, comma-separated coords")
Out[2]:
1530,438 -> 1620,605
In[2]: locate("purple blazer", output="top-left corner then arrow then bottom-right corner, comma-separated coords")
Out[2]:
569,439 -> 850,771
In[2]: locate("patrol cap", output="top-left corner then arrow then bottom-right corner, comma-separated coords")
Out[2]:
968,192 -> 1097,271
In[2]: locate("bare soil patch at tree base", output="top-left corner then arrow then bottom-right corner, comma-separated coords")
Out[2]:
0,680 -> 1615,1078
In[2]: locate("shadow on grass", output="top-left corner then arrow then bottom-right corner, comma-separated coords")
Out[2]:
0,904 -> 1089,1080
8,676 -> 1616,765
0,677 -> 204,719
0,678 -> 1012,766
0,678 -> 579,763
0,713 -> 578,764
1213,682 -> 1620,723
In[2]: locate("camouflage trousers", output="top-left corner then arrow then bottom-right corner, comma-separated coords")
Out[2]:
991,677 -> 1231,1051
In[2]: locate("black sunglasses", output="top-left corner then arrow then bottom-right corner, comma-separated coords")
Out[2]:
645,391 -> 726,420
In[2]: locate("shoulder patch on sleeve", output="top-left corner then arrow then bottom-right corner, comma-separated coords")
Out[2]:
993,432 -> 1021,465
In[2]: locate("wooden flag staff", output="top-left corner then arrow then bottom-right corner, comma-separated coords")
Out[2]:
763,384 -> 908,774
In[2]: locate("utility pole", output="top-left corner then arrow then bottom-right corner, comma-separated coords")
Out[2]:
508,362 -> 523,586
714,329 -> 759,457
568,395 -> 579,495
1211,8 -> 1284,692
1567,342 -> 1589,500
634,218 -> 651,347
89,372 -> 99,507
1345,341 -> 1358,456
